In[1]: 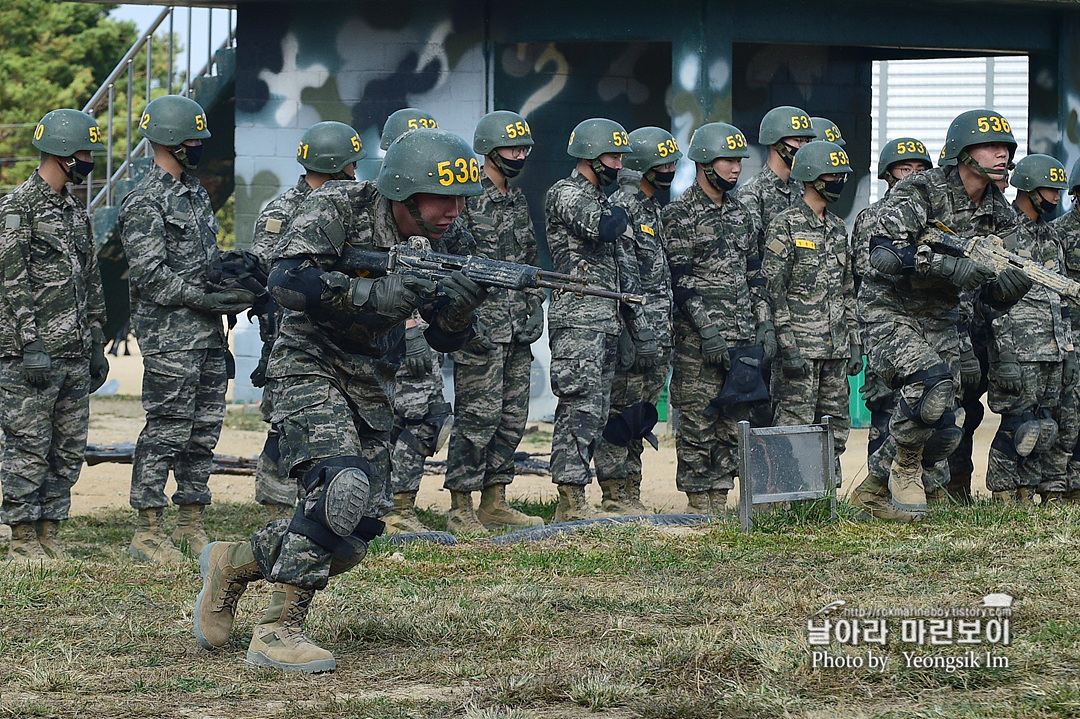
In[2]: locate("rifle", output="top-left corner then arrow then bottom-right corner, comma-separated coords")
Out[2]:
339,236 -> 646,305
927,224 -> 1080,301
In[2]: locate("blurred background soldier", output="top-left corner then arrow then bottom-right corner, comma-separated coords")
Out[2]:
664,122 -> 769,515
985,154 -> 1075,503
443,110 -> 546,533
250,121 -> 365,523
763,141 -> 857,481
193,128 -> 487,673
737,105 -> 817,259
546,117 -> 651,522
1053,157 -> 1080,502
594,126 -> 675,515
810,116 -> 846,147
120,95 -> 255,563
0,109 -> 107,559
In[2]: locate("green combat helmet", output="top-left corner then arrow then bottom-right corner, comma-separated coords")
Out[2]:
940,109 -> 1016,179
1012,153 -> 1068,216
625,126 -> 682,189
474,110 -> 533,179
567,117 -> 629,186
138,94 -> 211,145
32,109 -> 103,156
1068,157 -> 1080,196
380,108 -> 438,151
791,140 -> 851,203
688,122 -> 750,193
878,137 -> 932,179
759,105 -> 815,167
297,121 -> 365,176
810,116 -> 846,146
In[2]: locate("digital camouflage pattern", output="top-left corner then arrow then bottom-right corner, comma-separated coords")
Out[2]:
251,176 -> 314,266
1052,204 -> 1080,491
986,361 -> 1066,492
663,183 -> 765,492
0,172 -> 105,524
445,174 -> 541,492
735,164 -> 804,259
392,353 -> 445,493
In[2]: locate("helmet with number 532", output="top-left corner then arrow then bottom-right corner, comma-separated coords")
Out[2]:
138,94 -> 211,145
380,108 -> 438,151
377,128 -> 483,200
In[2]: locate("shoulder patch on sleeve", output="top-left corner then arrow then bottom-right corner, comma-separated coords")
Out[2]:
320,217 -> 347,252
265,218 -> 283,234
5,214 -> 20,229
767,238 -> 786,255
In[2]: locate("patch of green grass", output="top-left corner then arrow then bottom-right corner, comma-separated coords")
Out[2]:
223,405 -> 267,432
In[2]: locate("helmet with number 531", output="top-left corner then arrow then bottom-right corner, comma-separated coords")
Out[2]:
377,127 -> 483,200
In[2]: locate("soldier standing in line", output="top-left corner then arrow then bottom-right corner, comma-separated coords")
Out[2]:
0,109 -> 108,559
736,105 -> 817,259
763,141 -> 859,480
192,128 -> 488,672
120,95 -> 255,563
594,126 -> 677,515
849,109 -> 1031,522
985,154 -> 1077,504
1053,157 -> 1080,502
663,122 -> 771,515
810,117 -> 846,147
546,118 -> 657,522
442,110 -> 546,533
249,121 -> 366,523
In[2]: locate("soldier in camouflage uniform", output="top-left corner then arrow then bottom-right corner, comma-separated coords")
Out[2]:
850,109 -> 1030,521
546,118 -> 657,522
192,128 -> 487,673
594,126 -> 677,514
120,95 -> 255,563
443,110 -> 546,532
810,117 -> 846,147
985,154 -> 1077,503
0,109 -> 108,560
736,106 -> 817,259
664,122 -> 771,514
1053,157 -> 1080,502
250,121 -> 365,523
763,141 -> 859,478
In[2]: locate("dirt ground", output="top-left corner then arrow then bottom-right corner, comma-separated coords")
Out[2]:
71,345 -> 999,517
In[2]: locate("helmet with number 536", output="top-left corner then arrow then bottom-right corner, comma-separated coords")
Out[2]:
940,109 -> 1016,162
377,128 -> 483,200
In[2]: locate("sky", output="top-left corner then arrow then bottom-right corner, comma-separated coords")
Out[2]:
109,4 -> 235,91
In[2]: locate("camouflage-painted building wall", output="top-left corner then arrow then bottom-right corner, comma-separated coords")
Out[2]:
231,0 -> 1074,252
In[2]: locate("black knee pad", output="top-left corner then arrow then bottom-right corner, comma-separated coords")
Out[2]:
286,456 -> 384,560
922,411 -> 963,466
899,364 -> 954,426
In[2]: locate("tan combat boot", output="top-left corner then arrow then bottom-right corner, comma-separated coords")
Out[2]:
194,541 -> 263,650
888,445 -> 927,517
924,486 -> 949,506
623,475 -> 648,514
599,479 -> 636,515
172,504 -> 211,555
708,489 -> 729,515
129,508 -> 186,564
476,485 -> 544,528
554,484 -> 609,523
447,490 -> 488,536
992,490 -> 1017,504
34,519 -> 66,559
850,475 -> 923,522
246,583 -> 336,673
1016,487 -> 1037,504
264,503 -> 294,523
1067,489 -> 1080,504
683,491 -> 711,515
1041,491 -> 1066,506
381,491 -> 429,534
9,522 -> 47,560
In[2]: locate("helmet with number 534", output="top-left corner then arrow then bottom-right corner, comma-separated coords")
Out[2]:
377,127 -> 483,200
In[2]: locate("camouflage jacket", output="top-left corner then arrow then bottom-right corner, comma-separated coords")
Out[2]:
251,175 -> 313,265
861,165 -> 1017,320
458,174 -> 544,344
1052,204 -> 1080,335
545,170 -> 639,335
735,164 -> 803,259
613,179 -> 673,348
663,182 -> 766,345
119,165 -> 225,355
990,208 -> 1071,362
0,172 -> 106,358
763,200 -> 855,359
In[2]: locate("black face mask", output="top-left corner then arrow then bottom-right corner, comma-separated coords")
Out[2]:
776,142 -> 801,168
173,144 -> 203,169
62,157 -> 95,183
1030,191 -> 1058,216
491,152 -> 526,179
814,177 -> 847,203
592,158 -> 619,186
647,168 -> 676,189
703,165 -> 735,193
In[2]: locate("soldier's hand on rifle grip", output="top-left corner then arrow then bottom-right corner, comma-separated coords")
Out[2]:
934,255 -> 994,291
991,267 -> 1033,303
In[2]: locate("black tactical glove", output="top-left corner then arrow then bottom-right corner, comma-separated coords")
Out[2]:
755,321 -> 777,363
991,267 -> 1033,303
185,288 -> 258,314
517,306 -> 545,344
846,340 -> 863,377
959,347 -> 982,390
439,270 -> 488,331
404,325 -> 434,377
933,255 -> 994,291
90,340 -> 109,393
465,318 -> 497,353
631,327 -> 660,373
22,339 -> 50,388
1064,350 -> 1079,389
351,274 -> 436,324
781,346 -> 810,379
597,207 -> 629,242
996,351 -> 1022,394
698,324 -> 730,369
249,355 -> 268,388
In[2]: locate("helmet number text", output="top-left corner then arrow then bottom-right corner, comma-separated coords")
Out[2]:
1050,167 -> 1067,183
437,157 -> 480,186
408,118 -> 438,130
612,131 -> 630,147
829,150 -> 849,166
726,133 -> 747,150
506,120 -> 531,139
656,138 -> 680,157
976,115 -> 1011,134
194,114 -> 206,131
896,140 -> 926,154
790,115 -> 811,130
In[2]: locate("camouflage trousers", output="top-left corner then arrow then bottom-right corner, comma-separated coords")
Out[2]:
251,365 -> 393,590
670,337 -> 737,493
595,348 -> 671,483
444,342 -> 532,493
549,328 -> 618,486
255,380 -> 303,507
1066,381 -> 1080,492
0,357 -> 90,524
863,381 -> 952,493
130,348 -> 226,510
986,361 -> 1067,492
771,357 -> 851,460
391,355 -> 445,494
